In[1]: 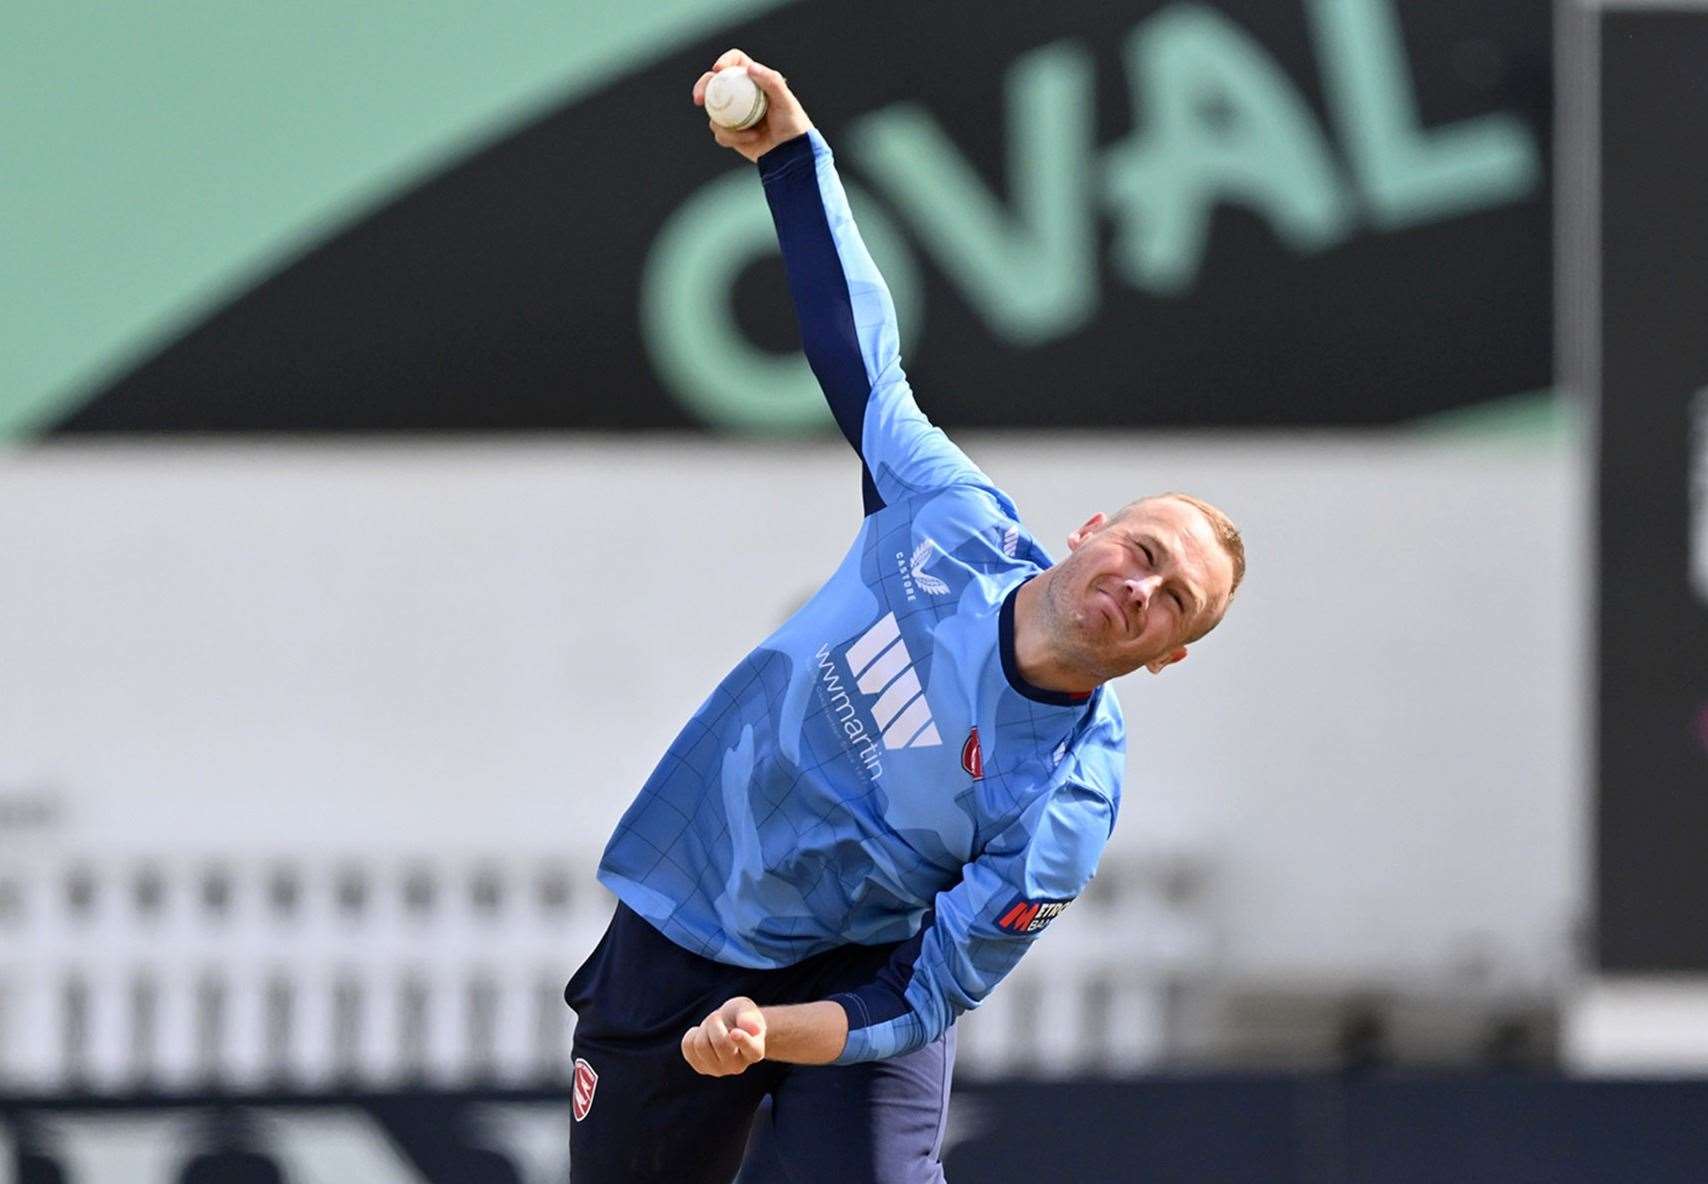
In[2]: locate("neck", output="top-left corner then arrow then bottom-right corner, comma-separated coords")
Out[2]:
1013,573 -> 1102,697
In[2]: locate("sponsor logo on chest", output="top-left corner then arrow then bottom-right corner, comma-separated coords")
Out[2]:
962,727 -> 983,778
814,611 -> 943,783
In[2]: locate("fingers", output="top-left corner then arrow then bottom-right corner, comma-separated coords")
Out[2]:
694,49 -> 807,153
732,1003 -> 765,1038
694,48 -> 781,106
681,995 -> 769,1076
721,997 -> 764,1063
708,119 -> 767,157
681,1012 -> 757,1076
740,59 -> 788,101
709,1012 -> 765,1068
704,1013 -> 740,1068
730,1028 -> 764,1064
682,1025 -> 721,1076
708,118 -> 765,145
692,47 -> 755,107
682,1025 -> 730,1076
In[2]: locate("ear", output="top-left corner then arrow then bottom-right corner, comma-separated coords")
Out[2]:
1145,647 -> 1188,675
1065,512 -> 1108,552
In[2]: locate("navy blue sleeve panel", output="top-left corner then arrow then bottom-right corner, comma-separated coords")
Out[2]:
827,922 -> 929,1032
758,132 -> 884,515
830,782 -> 1116,1063
759,130 -> 993,516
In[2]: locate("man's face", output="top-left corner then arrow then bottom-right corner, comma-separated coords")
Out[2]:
1047,497 -> 1236,679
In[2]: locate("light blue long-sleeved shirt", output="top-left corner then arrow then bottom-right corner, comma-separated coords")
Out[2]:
598,130 -> 1126,1063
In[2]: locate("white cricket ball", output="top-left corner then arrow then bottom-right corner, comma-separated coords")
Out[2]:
705,67 -> 768,131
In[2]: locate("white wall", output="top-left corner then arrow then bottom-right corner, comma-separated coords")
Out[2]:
0,433 -> 1585,992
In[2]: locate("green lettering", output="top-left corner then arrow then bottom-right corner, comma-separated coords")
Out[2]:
1310,0 -> 1537,228
850,41 -> 1096,346
641,170 -> 921,430
1103,4 -> 1353,294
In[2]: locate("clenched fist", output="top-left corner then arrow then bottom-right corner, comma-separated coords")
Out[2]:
692,49 -> 814,163
681,995 -> 767,1077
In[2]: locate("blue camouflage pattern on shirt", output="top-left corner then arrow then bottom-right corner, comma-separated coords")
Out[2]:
597,129 -> 1126,1064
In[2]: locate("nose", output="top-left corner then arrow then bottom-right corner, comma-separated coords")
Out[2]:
1122,575 -> 1161,610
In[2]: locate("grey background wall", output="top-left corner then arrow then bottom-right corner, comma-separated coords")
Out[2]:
0,431 -> 1583,994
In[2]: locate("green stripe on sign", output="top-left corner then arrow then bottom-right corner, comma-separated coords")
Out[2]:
0,0 -> 796,440
1412,389 -> 1577,447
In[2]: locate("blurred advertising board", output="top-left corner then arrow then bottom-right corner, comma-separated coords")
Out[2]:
1592,7 -> 1708,973
6,1078 -> 1708,1183
52,0 -> 1550,434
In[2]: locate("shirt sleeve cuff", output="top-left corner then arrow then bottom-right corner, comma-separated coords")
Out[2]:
757,129 -> 823,180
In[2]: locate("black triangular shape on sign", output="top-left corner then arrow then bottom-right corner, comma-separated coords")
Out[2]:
57,0 -> 1551,434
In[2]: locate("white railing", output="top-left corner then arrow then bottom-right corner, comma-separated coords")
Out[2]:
0,851 -> 1212,1093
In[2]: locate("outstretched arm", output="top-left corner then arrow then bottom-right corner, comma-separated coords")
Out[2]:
696,50 -> 986,516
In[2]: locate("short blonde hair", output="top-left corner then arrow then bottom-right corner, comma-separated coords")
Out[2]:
1153,491 -> 1245,600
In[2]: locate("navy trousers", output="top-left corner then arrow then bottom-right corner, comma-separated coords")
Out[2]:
565,904 -> 953,1183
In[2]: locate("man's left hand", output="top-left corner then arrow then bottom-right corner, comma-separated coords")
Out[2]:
682,995 -> 767,1076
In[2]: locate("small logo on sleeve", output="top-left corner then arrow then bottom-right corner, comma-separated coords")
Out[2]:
572,1057 -> 599,1121
995,895 -> 1075,935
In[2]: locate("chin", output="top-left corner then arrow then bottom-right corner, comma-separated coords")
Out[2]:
1069,637 -> 1125,681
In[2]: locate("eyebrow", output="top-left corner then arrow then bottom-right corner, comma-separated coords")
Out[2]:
1140,531 -> 1208,622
